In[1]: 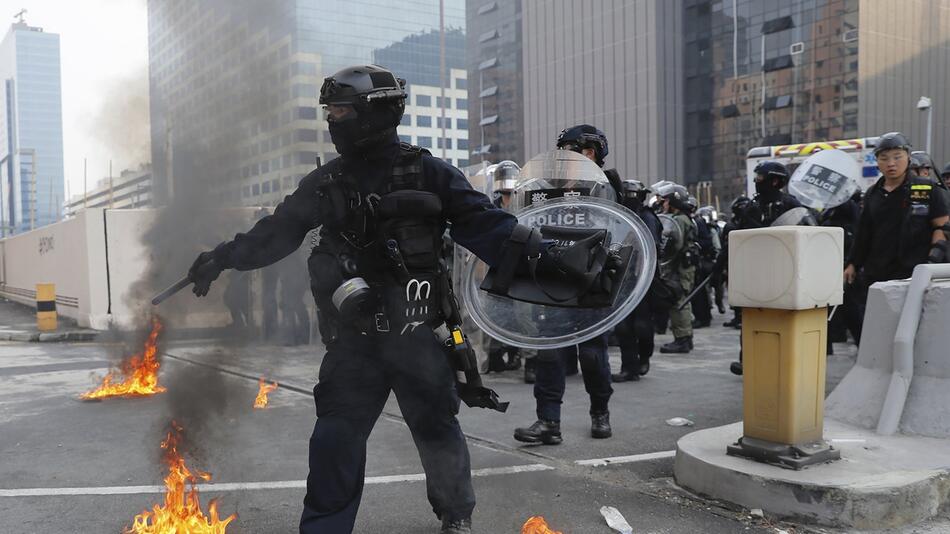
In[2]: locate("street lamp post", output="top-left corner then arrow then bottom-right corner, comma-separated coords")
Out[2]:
917,96 -> 933,155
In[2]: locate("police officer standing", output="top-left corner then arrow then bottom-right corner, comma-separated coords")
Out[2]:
728,161 -> 802,375
690,204 -> 720,328
513,125 -> 617,445
612,179 -> 662,381
654,181 -> 697,354
941,163 -> 950,190
844,132 -> 949,304
484,161 -> 524,373
185,65 -> 617,534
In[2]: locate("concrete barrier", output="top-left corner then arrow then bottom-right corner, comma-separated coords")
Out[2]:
0,208 -> 281,330
825,277 -> 950,438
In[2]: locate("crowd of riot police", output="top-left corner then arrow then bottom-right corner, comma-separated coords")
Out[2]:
179,62 -> 949,534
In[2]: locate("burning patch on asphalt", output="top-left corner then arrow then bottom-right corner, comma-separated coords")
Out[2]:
126,421 -> 235,533
81,318 -> 165,400
253,378 -> 278,409
522,516 -> 563,534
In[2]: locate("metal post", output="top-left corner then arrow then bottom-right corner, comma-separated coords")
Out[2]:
83,158 -> 87,209
732,0 -> 738,79
926,105 -> 933,155
760,34 -> 766,138
108,160 -> 114,209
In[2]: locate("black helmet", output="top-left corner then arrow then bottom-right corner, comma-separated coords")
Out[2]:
319,65 -> 407,154
621,179 -> 648,199
873,132 -> 911,156
556,125 -> 609,167
652,180 -> 690,211
943,163 -> 950,177
910,151 -> 936,172
753,161 -> 790,183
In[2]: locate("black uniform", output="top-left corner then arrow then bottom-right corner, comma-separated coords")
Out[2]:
846,173 -> 949,332
209,133 -> 517,531
614,200 -> 661,379
819,197 -> 862,346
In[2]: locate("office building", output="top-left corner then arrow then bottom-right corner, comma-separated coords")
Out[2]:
466,0 -> 525,165
147,0 -> 465,208
0,20 -> 65,235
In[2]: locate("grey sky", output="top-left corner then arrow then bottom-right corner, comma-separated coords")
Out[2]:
0,0 -> 148,201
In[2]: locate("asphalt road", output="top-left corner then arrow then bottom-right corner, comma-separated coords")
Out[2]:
0,308 -> 907,534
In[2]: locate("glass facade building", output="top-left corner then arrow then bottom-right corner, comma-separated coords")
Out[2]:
683,0 -> 861,200
147,0 -> 464,207
466,0 -> 525,166
0,23 -> 65,235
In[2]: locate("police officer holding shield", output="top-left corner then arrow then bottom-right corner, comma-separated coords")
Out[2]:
513,125 -> 618,445
184,65 -> 619,534
484,161 -> 523,373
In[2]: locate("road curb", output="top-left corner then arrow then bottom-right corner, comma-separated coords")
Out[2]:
674,421 -> 950,530
0,330 -> 98,343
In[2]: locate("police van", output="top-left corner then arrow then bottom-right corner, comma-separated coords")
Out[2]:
745,137 -> 881,198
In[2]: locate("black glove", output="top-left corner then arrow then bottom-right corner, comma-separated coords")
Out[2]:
188,251 -> 224,297
537,232 -> 621,295
928,241 -> 948,264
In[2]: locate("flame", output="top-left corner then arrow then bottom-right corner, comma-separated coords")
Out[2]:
253,378 -> 278,409
81,317 -> 166,400
522,516 -> 563,534
125,422 -> 236,533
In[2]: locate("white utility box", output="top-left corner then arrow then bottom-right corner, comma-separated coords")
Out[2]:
728,226 -> 844,310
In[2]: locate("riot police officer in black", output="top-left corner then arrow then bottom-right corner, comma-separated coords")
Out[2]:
728,161 -> 802,375
186,65 -> 617,534
612,179 -> 662,382
513,125 -> 617,445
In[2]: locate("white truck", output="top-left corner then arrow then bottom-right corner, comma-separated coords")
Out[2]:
745,137 -> 881,198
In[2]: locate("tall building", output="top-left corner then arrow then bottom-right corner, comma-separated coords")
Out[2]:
375,29 -> 470,167
0,21 -> 65,235
684,0 -> 950,201
520,0 -> 950,204
521,0 -> 685,182
466,0 -> 525,165
147,0 -> 464,208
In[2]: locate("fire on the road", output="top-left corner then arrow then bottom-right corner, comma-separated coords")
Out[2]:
81,318 -> 166,400
253,378 -> 278,409
522,516 -> 563,534
125,422 -> 235,533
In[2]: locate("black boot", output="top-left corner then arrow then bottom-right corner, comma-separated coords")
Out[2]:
692,319 -> 710,329
514,419 -> 562,445
591,412 -> 612,439
523,358 -> 536,384
730,361 -> 743,375
637,357 -> 651,376
660,337 -> 692,354
505,351 -> 522,371
724,317 -> 741,328
611,370 -> 640,382
441,517 -> 472,534
688,336 -> 694,350
485,350 -> 507,373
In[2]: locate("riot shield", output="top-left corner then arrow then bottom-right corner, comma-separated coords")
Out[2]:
787,149 -> 861,211
771,206 -> 818,227
658,213 -> 683,267
511,150 -> 617,211
460,197 -> 657,350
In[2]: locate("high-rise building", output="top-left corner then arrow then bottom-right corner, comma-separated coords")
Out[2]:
0,21 -> 65,235
521,0 -> 685,182
63,165 -> 152,218
147,0 -> 465,208
521,0 -> 950,204
375,29 -> 470,167
466,0 -> 525,166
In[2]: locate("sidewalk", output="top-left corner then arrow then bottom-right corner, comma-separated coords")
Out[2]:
0,297 -> 98,342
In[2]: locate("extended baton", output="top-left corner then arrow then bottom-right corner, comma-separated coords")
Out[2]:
677,271 -> 714,311
150,275 -> 193,306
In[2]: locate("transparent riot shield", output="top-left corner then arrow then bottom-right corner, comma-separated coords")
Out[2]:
771,206 -> 818,227
787,149 -> 862,211
460,196 -> 657,350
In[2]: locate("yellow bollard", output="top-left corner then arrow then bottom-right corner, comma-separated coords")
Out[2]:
36,283 -> 57,332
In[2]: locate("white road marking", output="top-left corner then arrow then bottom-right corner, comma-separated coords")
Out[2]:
575,450 -> 676,466
0,452 -> 674,497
